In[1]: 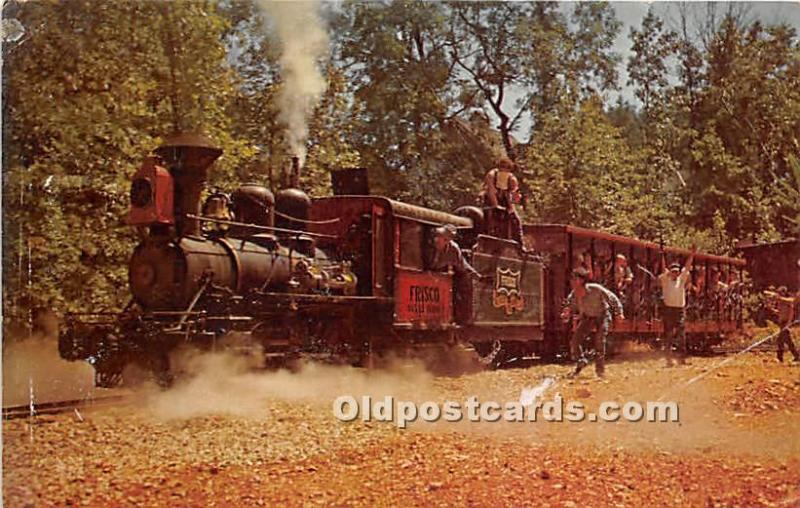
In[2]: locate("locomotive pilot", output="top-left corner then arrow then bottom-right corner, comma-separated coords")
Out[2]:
481,157 -> 524,246
561,267 -> 625,378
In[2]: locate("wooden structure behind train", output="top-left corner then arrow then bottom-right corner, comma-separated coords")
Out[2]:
58,134 -> 745,386
736,239 -> 799,328
737,239 -> 799,293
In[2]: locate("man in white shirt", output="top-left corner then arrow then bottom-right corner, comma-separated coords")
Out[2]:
658,246 -> 696,366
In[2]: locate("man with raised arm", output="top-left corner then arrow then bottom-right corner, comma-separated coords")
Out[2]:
658,245 -> 696,366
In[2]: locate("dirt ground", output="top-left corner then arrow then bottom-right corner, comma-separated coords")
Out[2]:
4,347 -> 800,507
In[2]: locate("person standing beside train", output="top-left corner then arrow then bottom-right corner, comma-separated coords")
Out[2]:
764,286 -> 799,363
658,245 -> 696,366
613,254 -> 634,311
561,267 -> 625,378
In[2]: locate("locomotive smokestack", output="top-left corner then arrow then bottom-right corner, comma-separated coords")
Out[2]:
291,156 -> 301,188
155,133 -> 222,237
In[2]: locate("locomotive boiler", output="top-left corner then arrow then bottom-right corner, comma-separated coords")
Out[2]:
127,135 -> 356,307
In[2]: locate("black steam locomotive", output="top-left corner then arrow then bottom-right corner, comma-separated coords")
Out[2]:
60,134 -> 546,386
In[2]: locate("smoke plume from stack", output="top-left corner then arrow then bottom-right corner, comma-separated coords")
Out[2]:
259,0 -> 329,164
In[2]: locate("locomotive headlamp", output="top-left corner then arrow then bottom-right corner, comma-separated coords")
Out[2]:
130,178 -> 153,208
128,156 -> 174,227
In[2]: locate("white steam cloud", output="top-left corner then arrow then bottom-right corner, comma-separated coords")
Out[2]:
259,0 -> 329,164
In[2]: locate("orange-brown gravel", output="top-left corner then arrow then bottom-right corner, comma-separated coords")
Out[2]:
4,350 -> 800,507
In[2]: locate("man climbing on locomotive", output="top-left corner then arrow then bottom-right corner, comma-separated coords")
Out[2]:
561,267 -> 625,378
481,156 -> 524,247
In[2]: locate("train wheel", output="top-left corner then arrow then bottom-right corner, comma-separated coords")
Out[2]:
152,352 -> 174,387
262,348 -> 288,370
495,342 -> 533,369
130,351 -> 173,388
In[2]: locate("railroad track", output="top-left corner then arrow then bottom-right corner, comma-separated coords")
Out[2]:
2,394 -> 129,420
711,343 -> 777,355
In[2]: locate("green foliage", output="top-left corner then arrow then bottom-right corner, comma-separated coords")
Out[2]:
3,1 -> 799,326
774,154 -> 800,236
627,8 -> 677,116
303,65 -> 362,196
335,0 -> 458,207
448,2 -> 621,156
3,0 -> 255,319
676,18 -> 800,243
524,97 -> 670,239
568,2 -> 622,95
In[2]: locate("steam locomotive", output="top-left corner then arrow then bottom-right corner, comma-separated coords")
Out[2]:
59,133 -> 744,387
59,134 -> 546,386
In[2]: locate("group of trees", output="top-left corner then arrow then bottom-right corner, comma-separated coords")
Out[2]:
3,0 -> 799,320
